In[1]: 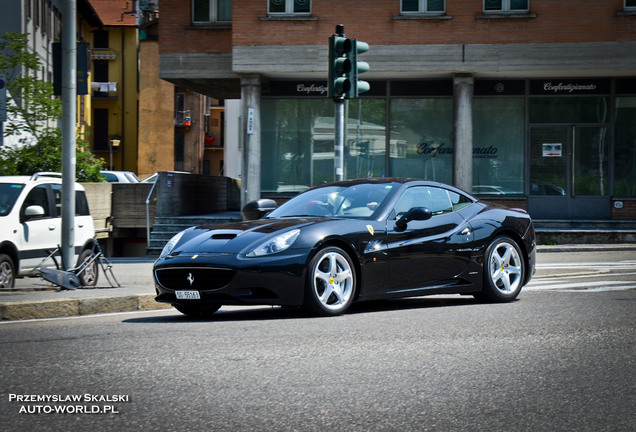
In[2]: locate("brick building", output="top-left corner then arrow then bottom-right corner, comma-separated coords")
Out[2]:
158,0 -> 636,220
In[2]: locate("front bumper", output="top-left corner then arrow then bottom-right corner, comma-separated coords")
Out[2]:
153,251 -> 308,307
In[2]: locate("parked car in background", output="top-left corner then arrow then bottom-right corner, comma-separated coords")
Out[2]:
154,178 -> 536,317
100,170 -> 140,183
0,173 -> 98,288
140,171 -> 190,183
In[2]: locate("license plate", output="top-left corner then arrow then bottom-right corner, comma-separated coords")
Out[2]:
175,290 -> 200,300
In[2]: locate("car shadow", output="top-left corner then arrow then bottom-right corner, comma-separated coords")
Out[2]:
123,295 -> 486,324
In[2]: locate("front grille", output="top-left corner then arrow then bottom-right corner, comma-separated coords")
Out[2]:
155,268 -> 235,291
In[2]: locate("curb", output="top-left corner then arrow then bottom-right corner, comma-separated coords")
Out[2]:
0,294 -> 173,321
537,244 -> 636,253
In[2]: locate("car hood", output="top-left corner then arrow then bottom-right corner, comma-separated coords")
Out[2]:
170,218 -> 321,256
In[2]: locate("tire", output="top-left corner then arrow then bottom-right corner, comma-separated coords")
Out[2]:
477,236 -> 525,302
0,254 -> 16,289
304,246 -> 356,316
76,249 -> 99,287
175,304 -> 221,318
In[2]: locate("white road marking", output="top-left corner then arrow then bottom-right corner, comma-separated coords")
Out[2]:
527,260 -> 636,292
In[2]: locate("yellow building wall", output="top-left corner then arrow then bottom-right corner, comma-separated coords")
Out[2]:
91,26 -> 139,174
76,19 -> 93,156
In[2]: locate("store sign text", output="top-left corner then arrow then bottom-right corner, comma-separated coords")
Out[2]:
543,82 -> 597,93
417,142 -> 499,159
297,84 -> 328,95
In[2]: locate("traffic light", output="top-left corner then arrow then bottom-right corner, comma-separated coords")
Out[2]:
328,33 -> 370,99
328,35 -> 352,99
349,39 -> 370,98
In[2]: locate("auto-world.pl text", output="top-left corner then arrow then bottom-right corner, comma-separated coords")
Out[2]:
9,394 -> 129,414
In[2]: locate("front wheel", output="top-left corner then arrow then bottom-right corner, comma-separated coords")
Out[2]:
477,236 -> 525,302
0,254 -> 16,289
76,249 -> 99,287
304,246 -> 356,316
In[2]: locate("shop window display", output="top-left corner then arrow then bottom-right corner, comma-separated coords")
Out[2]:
261,98 -> 387,193
615,97 -> 636,197
473,98 -> 525,195
389,99 -> 453,183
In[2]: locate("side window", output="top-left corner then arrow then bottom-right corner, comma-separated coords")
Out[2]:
449,190 -> 474,211
424,186 -> 453,215
51,184 -> 91,216
20,185 -> 51,218
393,187 -> 426,218
393,186 -> 453,218
76,191 -> 91,216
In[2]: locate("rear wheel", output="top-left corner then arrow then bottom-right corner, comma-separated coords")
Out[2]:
0,254 -> 16,289
76,249 -> 99,287
175,304 -> 221,318
477,236 -> 525,302
304,246 -> 356,316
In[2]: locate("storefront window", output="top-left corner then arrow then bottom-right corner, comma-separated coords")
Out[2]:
346,99 -> 387,179
389,99 -> 453,182
614,97 -> 636,196
473,98 -> 524,194
261,98 -> 387,193
529,97 -> 610,124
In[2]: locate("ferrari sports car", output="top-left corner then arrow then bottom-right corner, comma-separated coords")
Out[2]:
153,178 -> 536,317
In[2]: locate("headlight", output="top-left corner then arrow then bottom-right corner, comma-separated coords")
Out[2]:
160,231 -> 185,258
246,229 -> 300,257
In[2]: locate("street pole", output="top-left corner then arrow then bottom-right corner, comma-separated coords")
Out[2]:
61,0 -> 76,270
334,98 -> 345,181
333,24 -> 345,182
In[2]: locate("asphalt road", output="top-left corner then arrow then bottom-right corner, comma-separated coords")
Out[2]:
0,287 -> 634,431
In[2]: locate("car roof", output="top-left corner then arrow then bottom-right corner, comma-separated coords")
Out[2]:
312,177 -> 469,191
0,174 -> 86,189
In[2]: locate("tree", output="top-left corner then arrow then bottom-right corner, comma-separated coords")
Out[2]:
0,32 -> 104,181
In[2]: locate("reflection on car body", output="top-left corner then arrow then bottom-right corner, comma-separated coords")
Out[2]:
153,178 -> 536,317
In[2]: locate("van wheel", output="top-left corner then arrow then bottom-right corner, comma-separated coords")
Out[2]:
0,254 -> 16,288
76,249 -> 99,287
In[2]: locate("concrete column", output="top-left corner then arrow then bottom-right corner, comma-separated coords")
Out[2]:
453,74 -> 474,193
240,74 -> 261,206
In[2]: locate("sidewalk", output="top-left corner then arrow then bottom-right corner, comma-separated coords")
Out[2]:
0,258 -> 169,321
1,244 -> 635,321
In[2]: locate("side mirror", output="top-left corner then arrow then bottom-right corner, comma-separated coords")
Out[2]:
23,205 -> 45,219
242,199 -> 278,221
396,207 -> 432,231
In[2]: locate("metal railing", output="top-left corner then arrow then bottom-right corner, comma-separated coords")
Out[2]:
146,177 -> 159,248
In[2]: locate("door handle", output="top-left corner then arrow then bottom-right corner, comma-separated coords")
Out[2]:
49,225 -> 56,231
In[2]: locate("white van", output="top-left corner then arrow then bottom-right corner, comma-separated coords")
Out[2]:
0,173 -> 97,288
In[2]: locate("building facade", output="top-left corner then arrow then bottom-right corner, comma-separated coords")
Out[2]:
158,0 -> 636,220
81,0 -> 139,174
0,0 -> 63,146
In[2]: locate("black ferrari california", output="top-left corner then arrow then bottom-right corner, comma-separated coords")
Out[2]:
153,178 -> 536,317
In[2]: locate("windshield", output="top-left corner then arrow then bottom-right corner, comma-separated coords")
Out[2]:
267,182 -> 395,220
0,183 -> 25,216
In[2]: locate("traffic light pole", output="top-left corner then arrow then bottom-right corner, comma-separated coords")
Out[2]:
334,97 -> 345,181
328,24 -> 369,182
61,0 -> 76,271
